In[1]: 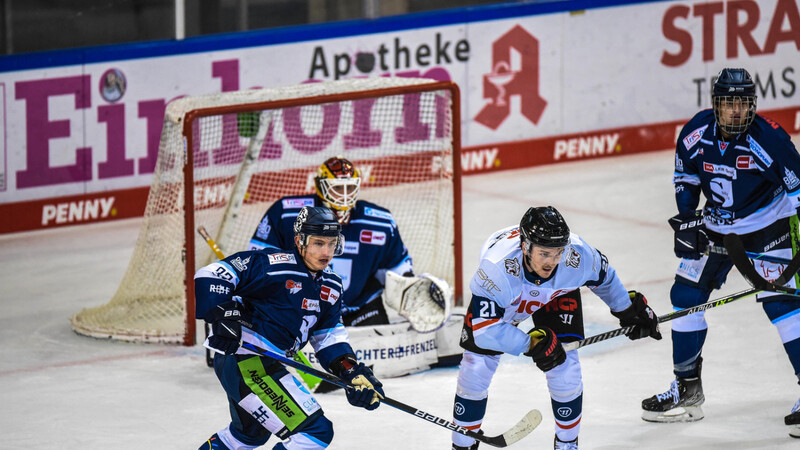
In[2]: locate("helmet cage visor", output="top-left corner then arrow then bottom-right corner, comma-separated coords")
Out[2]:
713,95 -> 756,135
316,177 -> 361,211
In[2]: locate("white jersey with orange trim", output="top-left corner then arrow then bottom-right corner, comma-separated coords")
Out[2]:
467,225 -> 632,356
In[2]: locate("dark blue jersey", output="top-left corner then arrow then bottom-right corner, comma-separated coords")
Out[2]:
194,247 -> 353,369
248,195 -> 413,312
674,110 -> 800,234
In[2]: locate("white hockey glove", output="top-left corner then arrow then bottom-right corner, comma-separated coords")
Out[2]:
384,272 -> 452,333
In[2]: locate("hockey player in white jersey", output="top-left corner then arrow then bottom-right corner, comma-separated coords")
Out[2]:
451,206 -> 662,450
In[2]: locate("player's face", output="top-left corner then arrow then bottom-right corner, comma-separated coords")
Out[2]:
297,235 -> 338,272
523,244 -> 565,278
716,97 -> 752,132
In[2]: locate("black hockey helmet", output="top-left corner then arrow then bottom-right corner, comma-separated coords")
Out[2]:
520,206 -> 570,248
712,68 -> 757,135
293,206 -> 344,255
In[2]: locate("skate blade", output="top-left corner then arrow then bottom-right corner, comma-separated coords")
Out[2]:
642,406 -> 704,423
790,424 -> 800,439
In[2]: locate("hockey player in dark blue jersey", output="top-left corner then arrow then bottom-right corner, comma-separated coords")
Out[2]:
196,206 -> 384,449
641,68 -> 800,437
248,156 -> 413,327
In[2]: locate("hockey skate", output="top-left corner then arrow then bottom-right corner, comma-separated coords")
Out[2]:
554,436 -> 578,450
641,376 -> 704,423
786,397 -> 800,438
452,441 -> 479,450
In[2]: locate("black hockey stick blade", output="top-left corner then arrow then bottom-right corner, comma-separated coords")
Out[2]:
239,341 -> 541,447
724,233 -> 800,295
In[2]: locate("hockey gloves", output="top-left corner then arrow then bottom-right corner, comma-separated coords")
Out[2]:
331,356 -> 384,410
612,291 -> 662,341
206,301 -> 253,355
668,211 -> 708,260
524,326 -> 566,372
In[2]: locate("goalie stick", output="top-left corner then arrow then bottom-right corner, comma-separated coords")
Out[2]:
196,226 -> 323,391
723,233 -> 800,296
240,341 -> 542,448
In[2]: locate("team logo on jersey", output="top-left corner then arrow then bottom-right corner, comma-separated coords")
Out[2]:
674,153 -> 683,172
565,248 -> 580,269
736,155 -> 756,170
282,198 -> 315,209
268,253 -> 297,265
360,230 -> 387,245
320,285 -> 340,303
302,298 -> 320,312
785,168 -> 800,190
343,241 -> 360,254
476,268 -> 501,294
255,217 -> 271,240
504,258 -> 520,277
718,141 -> 728,154
286,280 -> 303,294
702,162 -> 737,179
230,256 -> 251,271
682,124 -> 708,150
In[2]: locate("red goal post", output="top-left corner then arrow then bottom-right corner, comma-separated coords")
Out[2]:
70,77 -> 462,345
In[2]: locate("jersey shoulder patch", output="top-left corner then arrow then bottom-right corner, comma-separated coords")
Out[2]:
267,253 -> 297,265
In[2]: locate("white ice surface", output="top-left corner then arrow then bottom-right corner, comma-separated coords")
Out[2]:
2,149 -> 798,449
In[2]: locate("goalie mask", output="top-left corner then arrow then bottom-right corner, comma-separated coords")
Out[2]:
314,156 -> 361,213
293,206 -> 344,256
520,206 -> 570,249
712,68 -> 757,136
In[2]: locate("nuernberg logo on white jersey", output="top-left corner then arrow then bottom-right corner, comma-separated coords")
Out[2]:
302,298 -> 320,312
320,285 -> 340,303
703,162 -> 737,179
282,198 -> 315,209
682,124 -> 708,150
360,230 -> 386,245
268,253 -> 297,264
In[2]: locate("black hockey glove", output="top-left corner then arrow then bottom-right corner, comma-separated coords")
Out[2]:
206,301 -> 253,355
611,291 -> 662,341
524,326 -> 566,372
668,211 -> 708,260
331,356 -> 384,410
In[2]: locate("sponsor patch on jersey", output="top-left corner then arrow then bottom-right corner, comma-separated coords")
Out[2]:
565,247 -> 580,269
736,155 -> 756,170
476,268 -> 501,294
360,230 -> 387,245
364,206 -> 394,222
549,289 -> 572,302
302,298 -> 320,312
268,253 -> 297,265
282,198 -> 315,209
320,285 -> 340,304
747,135 -> 773,167
702,162 -> 737,179
504,258 -> 520,277
209,284 -> 230,295
286,280 -> 302,294
682,125 -> 708,150
230,256 -> 251,271
255,217 -> 271,240
342,241 -> 360,254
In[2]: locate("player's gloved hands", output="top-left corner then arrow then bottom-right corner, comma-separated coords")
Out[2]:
206,301 -> 253,355
332,356 -> 384,410
524,326 -> 566,372
668,211 -> 708,260
612,291 -> 662,341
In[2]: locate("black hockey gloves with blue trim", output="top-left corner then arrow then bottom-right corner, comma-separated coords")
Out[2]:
524,326 -> 566,372
331,355 -> 384,410
668,211 -> 708,260
206,301 -> 253,355
612,291 -> 662,341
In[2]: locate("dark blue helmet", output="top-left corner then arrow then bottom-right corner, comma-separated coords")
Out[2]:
712,68 -> 757,135
293,206 -> 344,255
520,206 -> 570,248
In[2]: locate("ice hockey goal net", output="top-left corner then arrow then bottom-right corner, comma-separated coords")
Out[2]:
70,77 -> 462,345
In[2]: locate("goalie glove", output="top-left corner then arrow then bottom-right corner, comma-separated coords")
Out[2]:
611,291 -> 662,341
384,272 -> 452,333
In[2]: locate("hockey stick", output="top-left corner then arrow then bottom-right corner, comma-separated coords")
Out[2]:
240,341 -> 541,448
196,226 -> 324,391
723,233 -> 800,296
708,244 -> 794,264
562,287 -> 760,352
